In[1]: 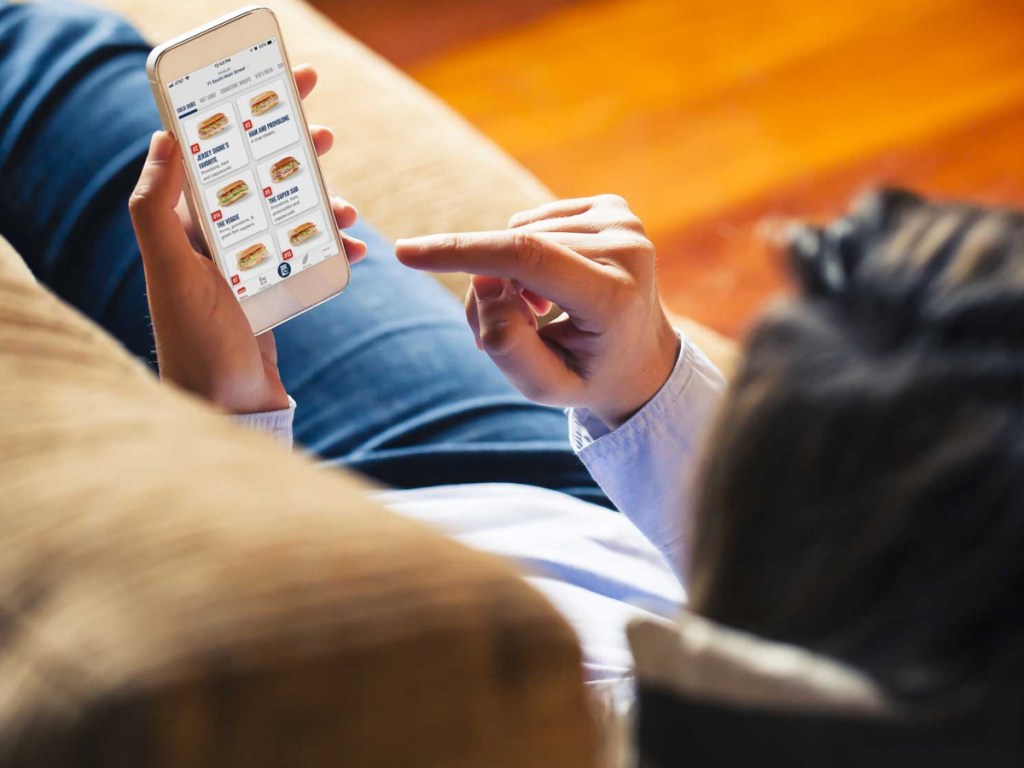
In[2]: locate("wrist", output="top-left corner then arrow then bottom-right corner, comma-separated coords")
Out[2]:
591,315 -> 680,428
219,377 -> 290,415
222,389 -> 290,415
171,369 -> 289,416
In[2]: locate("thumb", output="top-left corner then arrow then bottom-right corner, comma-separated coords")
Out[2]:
473,275 -> 578,404
129,131 -> 194,271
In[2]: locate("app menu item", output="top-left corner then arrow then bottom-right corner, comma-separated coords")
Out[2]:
168,39 -> 338,301
255,145 -> 317,225
183,105 -> 249,186
237,78 -> 300,160
273,209 -> 335,271
202,168 -> 268,248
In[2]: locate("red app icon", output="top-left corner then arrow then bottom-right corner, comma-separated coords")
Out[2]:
190,143 -> 200,155
230,275 -> 240,285
282,249 -> 293,260
263,186 -> 273,198
237,286 -> 247,295
243,119 -> 253,131
211,210 -> 223,222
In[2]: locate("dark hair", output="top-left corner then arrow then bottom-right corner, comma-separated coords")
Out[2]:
689,189 -> 1024,711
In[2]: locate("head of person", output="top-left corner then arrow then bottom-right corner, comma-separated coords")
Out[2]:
689,189 -> 1024,713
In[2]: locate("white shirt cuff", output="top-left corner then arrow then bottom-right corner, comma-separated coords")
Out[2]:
568,330 -> 691,453
566,331 -> 725,582
232,396 -> 296,449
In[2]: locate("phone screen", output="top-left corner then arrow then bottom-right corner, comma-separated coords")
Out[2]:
165,38 -> 338,301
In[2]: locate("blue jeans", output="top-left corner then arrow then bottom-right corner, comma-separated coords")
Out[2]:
0,0 -> 610,506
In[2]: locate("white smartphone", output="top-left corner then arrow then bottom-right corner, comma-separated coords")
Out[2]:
146,6 -> 349,335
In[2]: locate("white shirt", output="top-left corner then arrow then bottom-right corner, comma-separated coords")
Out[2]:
238,333 -> 725,680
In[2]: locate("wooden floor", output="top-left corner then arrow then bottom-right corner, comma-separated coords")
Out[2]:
311,0 -> 1024,337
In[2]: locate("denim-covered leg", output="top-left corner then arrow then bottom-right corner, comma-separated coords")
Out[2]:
0,0 -> 158,361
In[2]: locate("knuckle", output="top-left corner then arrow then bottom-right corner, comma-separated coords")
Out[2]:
602,268 -> 642,309
597,193 -> 628,209
610,268 -> 639,294
512,232 -> 547,271
127,187 -> 154,217
613,234 -> 656,266
479,320 -> 518,356
618,212 -> 647,234
633,235 -> 656,262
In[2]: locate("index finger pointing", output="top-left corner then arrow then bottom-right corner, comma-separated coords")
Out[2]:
395,231 -> 609,318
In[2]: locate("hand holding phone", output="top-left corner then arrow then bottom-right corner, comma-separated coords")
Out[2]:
147,6 -> 352,335
130,65 -> 367,415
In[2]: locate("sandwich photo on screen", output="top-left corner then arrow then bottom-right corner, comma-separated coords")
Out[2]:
217,179 -> 249,207
289,221 -> 317,245
169,37 -> 339,302
270,155 -> 300,183
198,111 -> 229,140
250,90 -> 280,116
237,242 -> 269,271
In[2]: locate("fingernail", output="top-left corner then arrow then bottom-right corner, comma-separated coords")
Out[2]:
394,238 -> 429,259
149,131 -> 174,161
473,275 -> 504,300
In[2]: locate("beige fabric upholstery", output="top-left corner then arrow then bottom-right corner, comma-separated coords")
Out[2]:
628,613 -> 893,717
0,231 -> 596,765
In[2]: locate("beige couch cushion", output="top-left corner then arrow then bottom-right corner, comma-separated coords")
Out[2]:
628,613 -> 893,717
0,219 -> 595,765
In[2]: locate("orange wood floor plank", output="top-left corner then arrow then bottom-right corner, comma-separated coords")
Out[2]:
660,102 -> 1024,336
314,0 -> 586,67
314,0 -> 1024,336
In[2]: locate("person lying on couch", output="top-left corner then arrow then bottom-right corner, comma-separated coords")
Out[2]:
3,1 -> 1020,718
